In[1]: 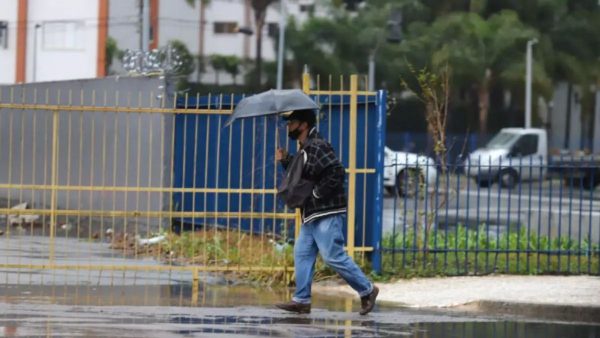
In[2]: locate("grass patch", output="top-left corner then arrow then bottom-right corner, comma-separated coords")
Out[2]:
117,225 -> 599,286
159,229 -> 297,285
110,228 -> 296,285
381,225 -> 600,277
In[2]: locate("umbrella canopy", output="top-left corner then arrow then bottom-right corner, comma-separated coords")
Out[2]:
224,89 -> 319,127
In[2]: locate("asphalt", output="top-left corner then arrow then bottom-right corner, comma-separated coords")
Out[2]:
314,275 -> 600,324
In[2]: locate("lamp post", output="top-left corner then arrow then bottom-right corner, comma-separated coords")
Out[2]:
32,23 -> 41,82
368,8 -> 402,91
525,38 -> 538,128
236,22 -> 284,89
275,0 -> 286,89
141,0 -> 150,51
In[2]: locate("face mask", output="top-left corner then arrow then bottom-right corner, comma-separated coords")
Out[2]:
288,127 -> 302,140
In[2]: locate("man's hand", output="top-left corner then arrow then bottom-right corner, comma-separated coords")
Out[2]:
275,148 -> 288,161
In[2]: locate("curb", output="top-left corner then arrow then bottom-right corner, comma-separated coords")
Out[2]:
456,300 -> 600,324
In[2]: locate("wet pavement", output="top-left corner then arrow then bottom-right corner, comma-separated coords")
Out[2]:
1,282 -> 599,337
1,299 -> 599,337
2,236 -> 600,337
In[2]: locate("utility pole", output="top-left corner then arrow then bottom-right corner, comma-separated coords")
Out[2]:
368,8 -> 402,91
140,0 -> 150,51
525,38 -> 538,128
32,24 -> 41,82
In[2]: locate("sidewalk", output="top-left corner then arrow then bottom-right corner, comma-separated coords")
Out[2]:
314,275 -> 600,323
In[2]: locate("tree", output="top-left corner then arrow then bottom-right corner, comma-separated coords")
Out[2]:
223,55 -> 242,85
250,0 -> 277,88
167,40 -> 196,90
105,36 -> 121,75
401,64 -> 452,255
281,0 -> 597,138
405,11 -> 540,136
210,54 -> 228,85
185,0 -> 209,83
284,15 -> 366,86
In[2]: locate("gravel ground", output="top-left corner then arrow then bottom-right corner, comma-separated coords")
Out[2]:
314,275 -> 600,323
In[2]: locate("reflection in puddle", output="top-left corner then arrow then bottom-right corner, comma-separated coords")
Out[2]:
1,283 -> 364,312
1,283 -> 599,337
1,302 -> 598,337
168,315 -> 394,337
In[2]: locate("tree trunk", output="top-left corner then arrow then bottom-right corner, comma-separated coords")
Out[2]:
197,0 -> 207,83
254,9 -> 266,88
478,69 -> 492,139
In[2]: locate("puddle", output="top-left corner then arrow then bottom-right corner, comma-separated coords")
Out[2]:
1,283 -> 370,310
1,283 -> 599,337
1,306 -> 598,337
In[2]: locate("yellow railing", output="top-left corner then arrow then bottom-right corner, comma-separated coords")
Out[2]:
0,73 -> 377,303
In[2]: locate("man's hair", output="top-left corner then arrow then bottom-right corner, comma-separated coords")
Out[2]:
284,109 -> 316,127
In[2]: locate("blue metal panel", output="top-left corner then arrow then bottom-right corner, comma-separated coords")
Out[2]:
172,93 -> 384,258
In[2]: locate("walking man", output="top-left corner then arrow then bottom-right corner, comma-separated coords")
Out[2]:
274,109 -> 379,315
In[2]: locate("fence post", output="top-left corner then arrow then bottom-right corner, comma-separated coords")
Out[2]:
371,90 -> 386,274
49,109 -> 59,262
347,75 -> 358,259
191,267 -> 199,306
296,72 -> 311,239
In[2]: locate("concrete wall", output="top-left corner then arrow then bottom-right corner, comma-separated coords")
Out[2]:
0,76 -> 171,228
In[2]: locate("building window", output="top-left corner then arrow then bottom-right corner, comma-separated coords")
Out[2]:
267,23 -> 278,38
0,21 -> 8,49
299,4 -> 314,12
213,22 -> 238,34
43,21 -> 85,50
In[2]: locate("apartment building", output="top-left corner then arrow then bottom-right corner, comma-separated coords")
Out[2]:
0,0 -> 317,85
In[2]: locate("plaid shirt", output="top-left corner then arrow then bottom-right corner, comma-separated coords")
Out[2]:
281,128 -> 347,223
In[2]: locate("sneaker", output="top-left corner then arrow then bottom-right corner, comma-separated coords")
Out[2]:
275,301 -> 311,314
359,286 -> 379,315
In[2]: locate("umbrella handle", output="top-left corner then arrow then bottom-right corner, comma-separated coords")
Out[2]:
275,115 -> 281,149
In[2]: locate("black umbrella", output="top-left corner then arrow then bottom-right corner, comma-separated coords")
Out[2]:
224,89 -> 319,127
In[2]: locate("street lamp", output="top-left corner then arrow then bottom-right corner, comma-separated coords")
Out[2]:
525,38 -> 538,128
368,8 -> 402,91
236,20 -> 285,89
32,23 -> 41,82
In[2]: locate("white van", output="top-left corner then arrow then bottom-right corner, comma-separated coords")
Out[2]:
465,128 -> 600,189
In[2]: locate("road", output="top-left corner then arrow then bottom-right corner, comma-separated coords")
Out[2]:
383,178 -> 600,243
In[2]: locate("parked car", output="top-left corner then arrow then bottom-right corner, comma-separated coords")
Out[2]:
383,146 -> 438,197
464,127 -> 600,189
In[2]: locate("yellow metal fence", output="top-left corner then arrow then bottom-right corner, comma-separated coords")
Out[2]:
0,74 -> 377,299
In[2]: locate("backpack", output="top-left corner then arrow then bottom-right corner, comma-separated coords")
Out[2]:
277,141 -> 315,209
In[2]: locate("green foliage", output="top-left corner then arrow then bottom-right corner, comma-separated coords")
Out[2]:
159,230 -> 295,285
168,40 -> 195,77
166,40 -> 195,91
104,36 -> 120,75
286,0 -> 599,133
210,55 -> 242,85
382,225 -> 600,277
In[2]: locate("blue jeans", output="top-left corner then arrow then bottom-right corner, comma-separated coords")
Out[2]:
292,214 -> 373,304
